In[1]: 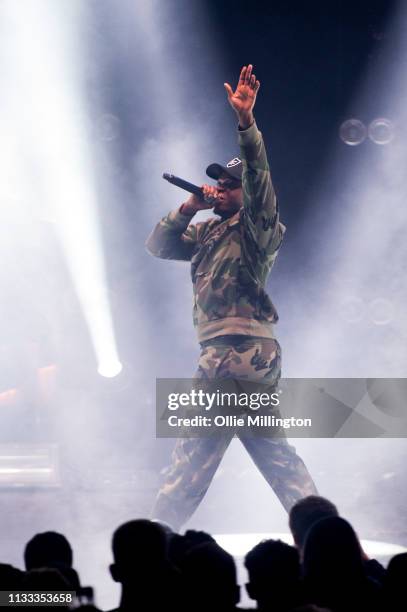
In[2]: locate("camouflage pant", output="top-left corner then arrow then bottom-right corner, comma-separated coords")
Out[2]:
151,335 -> 317,530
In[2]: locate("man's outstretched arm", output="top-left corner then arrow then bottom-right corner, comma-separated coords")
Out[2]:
145,187 -> 216,261
225,65 -> 286,280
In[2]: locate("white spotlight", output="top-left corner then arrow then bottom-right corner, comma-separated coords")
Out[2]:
97,360 -> 123,378
1,1 -> 122,378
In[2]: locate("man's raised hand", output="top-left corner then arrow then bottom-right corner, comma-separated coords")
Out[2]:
224,64 -> 260,129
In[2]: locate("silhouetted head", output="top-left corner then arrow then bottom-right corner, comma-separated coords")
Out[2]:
183,529 -> 216,546
384,552 -> 407,600
183,541 -> 240,610
151,519 -> 173,537
168,530 -> 216,571
245,539 -> 301,608
303,516 -> 365,587
24,532 -> 73,571
110,519 -> 168,584
289,495 -> 339,551
303,516 -> 378,610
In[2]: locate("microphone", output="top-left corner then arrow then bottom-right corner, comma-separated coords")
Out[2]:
163,173 -> 204,199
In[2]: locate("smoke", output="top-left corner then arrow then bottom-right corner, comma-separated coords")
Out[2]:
1,3 -> 406,609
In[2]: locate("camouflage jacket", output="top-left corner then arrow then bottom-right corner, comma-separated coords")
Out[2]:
146,121 -> 286,343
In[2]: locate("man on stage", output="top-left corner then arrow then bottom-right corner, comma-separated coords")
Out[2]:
146,64 -> 317,530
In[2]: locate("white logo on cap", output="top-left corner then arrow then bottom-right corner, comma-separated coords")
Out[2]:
226,157 -> 242,168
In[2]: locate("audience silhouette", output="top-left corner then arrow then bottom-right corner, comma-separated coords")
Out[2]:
0,496 -> 402,611
289,495 -> 387,587
109,519 -> 184,611
383,552 -> 407,609
289,496 -> 339,553
0,563 -> 24,590
24,531 -> 80,591
245,539 -> 304,610
24,532 -> 73,570
183,541 -> 240,611
302,516 -> 382,611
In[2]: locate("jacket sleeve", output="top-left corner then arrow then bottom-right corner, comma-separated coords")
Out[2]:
238,121 -> 286,284
145,207 -> 199,261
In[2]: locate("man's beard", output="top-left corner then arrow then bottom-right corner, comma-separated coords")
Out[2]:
214,204 -> 238,220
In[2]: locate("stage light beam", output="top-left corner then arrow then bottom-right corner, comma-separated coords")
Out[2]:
1,0 -> 121,377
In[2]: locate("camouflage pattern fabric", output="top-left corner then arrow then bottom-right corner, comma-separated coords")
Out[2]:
151,336 -> 318,530
145,121 -> 286,343
147,121 -> 317,530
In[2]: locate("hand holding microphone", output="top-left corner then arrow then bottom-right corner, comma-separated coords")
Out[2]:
181,184 -> 219,216
163,173 -> 219,216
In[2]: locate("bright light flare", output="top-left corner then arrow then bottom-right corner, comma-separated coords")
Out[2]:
97,360 -> 123,379
1,0 -> 121,376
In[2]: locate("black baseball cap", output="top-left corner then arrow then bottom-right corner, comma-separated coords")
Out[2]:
206,156 -> 243,182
